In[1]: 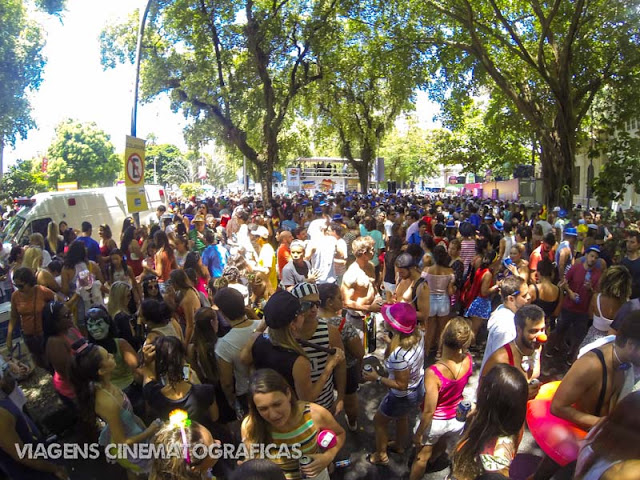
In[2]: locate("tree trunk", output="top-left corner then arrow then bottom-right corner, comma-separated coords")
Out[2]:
356,164 -> 369,193
259,161 -> 273,205
539,126 -> 575,209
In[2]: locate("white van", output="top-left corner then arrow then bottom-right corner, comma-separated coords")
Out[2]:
0,185 -> 167,247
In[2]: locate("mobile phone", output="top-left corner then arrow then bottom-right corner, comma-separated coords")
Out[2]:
183,364 -> 191,381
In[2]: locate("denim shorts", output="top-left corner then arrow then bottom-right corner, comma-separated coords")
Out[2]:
430,293 -> 451,317
379,379 -> 425,418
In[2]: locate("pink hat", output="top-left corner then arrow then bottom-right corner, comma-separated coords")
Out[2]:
381,303 -> 417,334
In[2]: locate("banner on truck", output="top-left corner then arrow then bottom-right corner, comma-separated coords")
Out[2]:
124,136 -> 148,213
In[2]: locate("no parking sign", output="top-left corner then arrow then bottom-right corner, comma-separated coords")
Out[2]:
124,135 -> 148,213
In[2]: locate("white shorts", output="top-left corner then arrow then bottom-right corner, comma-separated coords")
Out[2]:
415,417 -> 465,446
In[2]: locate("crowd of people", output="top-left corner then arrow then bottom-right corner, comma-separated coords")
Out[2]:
0,191 -> 639,480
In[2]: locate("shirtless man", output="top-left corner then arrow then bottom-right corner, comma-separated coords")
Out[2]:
481,304 -> 545,400
531,311 -> 640,480
393,252 -> 430,346
341,236 -> 381,332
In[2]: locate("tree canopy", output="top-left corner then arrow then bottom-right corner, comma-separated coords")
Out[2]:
46,119 -> 121,189
101,0 -> 341,204
402,0 -> 640,207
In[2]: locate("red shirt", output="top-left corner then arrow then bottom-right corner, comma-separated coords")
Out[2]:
562,263 -> 603,314
277,244 -> 292,277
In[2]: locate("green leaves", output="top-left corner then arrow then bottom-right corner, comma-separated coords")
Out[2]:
0,159 -> 47,204
45,119 -> 120,189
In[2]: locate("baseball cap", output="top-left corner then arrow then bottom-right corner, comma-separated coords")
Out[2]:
263,290 -> 301,329
332,214 -> 343,222
214,288 -> 245,320
251,226 -> 269,238
193,215 -> 205,223
585,245 -> 601,255
314,207 -> 323,214
564,227 -> 578,236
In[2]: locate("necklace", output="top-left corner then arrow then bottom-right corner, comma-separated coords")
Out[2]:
512,341 -> 537,373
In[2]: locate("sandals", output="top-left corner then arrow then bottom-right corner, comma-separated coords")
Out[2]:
387,441 -> 406,455
365,453 -> 389,466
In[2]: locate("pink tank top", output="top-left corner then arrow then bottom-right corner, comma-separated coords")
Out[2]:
52,327 -> 84,399
430,354 -> 473,420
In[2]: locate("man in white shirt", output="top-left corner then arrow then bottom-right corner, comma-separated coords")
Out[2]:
480,275 -> 531,372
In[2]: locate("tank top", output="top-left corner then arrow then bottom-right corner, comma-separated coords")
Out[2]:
151,322 -> 181,339
555,240 -> 573,275
592,294 -> 614,332
302,320 -> 334,410
425,272 -> 455,296
532,284 -> 560,318
52,327 -> 84,398
111,339 -> 134,391
270,403 -> 323,480
112,268 -> 130,284
97,387 -> 151,472
125,248 -> 143,277
252,335 -> 300,391
576,444 -> 622,480
430,354 -> 473,420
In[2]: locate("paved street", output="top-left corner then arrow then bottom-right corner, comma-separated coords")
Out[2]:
14,327 -> 576,480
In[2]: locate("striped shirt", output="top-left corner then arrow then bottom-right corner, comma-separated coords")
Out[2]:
302,320 -> 335,409
271,403 -> 321,480
386,333 -> 425,397
460,239 -> 476,274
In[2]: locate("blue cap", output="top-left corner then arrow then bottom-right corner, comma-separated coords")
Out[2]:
302,200 -> 309,206
559,209 -> 567,218
319,201 -> 327,206
332,214 -> 343,222
446,220 -> 456,228
314,207 -> 322,214
585,245 -> 601,255
564,227 -> 578,236
484,215 -> 494,221
579,219 -> 586,225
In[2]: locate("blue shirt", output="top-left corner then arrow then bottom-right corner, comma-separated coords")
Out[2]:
76,235 -> 101,262
201,244 -> 229,278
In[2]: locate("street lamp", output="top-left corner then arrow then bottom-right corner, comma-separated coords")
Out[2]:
131,0 -> 153,137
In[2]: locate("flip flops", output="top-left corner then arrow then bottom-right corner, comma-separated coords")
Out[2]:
365,453 -> 389,466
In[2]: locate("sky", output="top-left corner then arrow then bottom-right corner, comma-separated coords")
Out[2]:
5,0 -> 440,171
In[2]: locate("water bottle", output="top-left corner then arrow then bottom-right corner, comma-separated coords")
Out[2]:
585,270 -> 592,285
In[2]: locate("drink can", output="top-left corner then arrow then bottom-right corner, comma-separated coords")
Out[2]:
456,400 -> 472,422
299,456 -> 313,479
363,364 -> 373,373
335,459 -> 351,468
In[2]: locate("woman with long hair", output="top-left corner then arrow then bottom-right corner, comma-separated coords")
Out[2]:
141,336 -> 218,427
410,318 -> 474,480
516,225 -> 533,259
60,240 -> 105,328
107,281 -> 141,350
149,418 -> 219,480
70,339 -> 160,478
241,368 -> 345,480
45,221 -> 64,256
98,224 -> 118,264
450,364 -> 528,480
382,236 -> 404,302
43,300 -> 84,409
168,269 -> 201,346
362,303 -> 425,466
121,225 -> 144,277
528,258 -> 563,330
149,231 -> 177,284
142,274 -> 163,302
464,251 -> 500,346
317,282 -> 364,431
574,391 -> 640,479
449,239 -> 465,315
184,252 -> 210,296
424,245 -> 456,355
9,267 -> 57,369
173,235 -> 189,269
85,306 -> 143,416
581,265 -> 632,348
105,249 -> 141,307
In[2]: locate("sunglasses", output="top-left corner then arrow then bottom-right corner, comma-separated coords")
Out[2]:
300,300 -> 320,312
